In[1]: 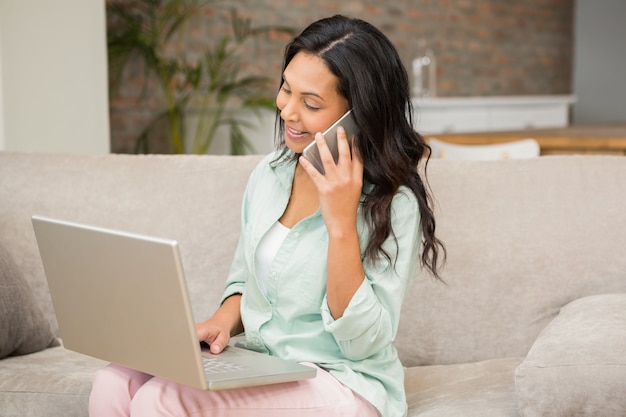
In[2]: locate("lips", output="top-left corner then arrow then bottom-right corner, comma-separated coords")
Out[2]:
286,126 -> 310,140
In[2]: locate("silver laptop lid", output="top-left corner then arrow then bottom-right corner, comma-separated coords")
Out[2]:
32,216 -> 208,389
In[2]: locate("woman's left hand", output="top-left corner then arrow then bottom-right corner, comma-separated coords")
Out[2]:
299,126 -> 363,237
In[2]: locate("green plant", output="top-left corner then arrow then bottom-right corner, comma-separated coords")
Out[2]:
106,0 -> 293,154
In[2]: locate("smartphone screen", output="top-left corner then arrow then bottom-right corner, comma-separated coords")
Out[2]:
302,110 -> 359,175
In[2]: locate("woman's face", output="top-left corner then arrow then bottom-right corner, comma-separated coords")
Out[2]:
276,51 -> 350,154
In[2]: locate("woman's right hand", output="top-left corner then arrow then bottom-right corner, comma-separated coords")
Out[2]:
196,320 -> 231,354
196,293 -> 243,354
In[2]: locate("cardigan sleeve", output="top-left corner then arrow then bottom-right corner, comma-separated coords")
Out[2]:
320,188 -> 422,360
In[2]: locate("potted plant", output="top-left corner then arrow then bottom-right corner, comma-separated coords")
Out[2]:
106,0 -> 294,154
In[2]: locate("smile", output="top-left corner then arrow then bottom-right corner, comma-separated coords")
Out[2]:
287,126 -> 309,139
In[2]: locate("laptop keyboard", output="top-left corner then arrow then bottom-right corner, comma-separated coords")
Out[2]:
202,356 -> 247,374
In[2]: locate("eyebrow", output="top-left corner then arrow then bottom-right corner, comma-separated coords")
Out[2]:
282,73 -> 326,102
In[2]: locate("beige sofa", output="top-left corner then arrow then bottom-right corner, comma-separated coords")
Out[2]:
1,152 -> 625,417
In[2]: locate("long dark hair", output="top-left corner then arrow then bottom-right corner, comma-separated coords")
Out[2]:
275,15 -> 445,279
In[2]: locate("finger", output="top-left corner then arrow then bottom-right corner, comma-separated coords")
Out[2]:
299,154 -> 323,183
313,132 -> 337,173
210,341 -> 223,354
196,322 -> 228,354
209,332 -> 230,354
336,126 -> 351,164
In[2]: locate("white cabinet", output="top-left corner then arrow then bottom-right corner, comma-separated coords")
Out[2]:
412,95 -> 576,134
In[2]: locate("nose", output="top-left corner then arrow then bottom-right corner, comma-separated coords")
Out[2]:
277,95 -> 298,123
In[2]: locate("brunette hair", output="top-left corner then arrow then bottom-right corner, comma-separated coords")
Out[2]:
275,15 -> 445,279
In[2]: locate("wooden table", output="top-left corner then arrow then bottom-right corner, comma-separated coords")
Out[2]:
426,124 -> 626,156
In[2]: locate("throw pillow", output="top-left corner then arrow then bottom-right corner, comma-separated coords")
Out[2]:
514,294 -> 626,417
0,240 -> 59,358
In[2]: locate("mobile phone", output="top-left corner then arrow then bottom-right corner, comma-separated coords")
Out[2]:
302,110 -> 359,175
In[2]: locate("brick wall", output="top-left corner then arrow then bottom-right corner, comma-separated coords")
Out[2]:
108,0 -> 574,153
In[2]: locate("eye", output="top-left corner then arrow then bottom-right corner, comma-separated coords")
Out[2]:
281,84 -> 291,94
304,102 -> 320,111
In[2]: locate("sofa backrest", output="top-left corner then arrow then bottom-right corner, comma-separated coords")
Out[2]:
0,153 -> 263,337
2,153 -> 625,366
396,155 -> 626,366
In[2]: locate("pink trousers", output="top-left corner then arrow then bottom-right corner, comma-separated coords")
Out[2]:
89,363 -> 380,417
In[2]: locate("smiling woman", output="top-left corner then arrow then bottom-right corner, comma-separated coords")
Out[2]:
276,52 -> 350,153
89,15 -> 444,417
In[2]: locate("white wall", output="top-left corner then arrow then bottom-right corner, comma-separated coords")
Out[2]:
573,0 -> 626,124
0,0 -> 110,153
0,28 -> 5,150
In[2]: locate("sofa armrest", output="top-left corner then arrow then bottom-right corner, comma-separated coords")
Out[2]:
514,294 -> 626,417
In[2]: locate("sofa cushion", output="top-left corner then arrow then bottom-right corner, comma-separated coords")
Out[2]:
514,294 -> 626,417
0,241 -> 58,358
0,345 -> 107,417
405,357 -> 523,417
397,156 -> 626,366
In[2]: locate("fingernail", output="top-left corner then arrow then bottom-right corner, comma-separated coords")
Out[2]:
211,344 -> 221,354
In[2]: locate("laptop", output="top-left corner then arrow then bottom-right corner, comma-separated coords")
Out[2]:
31,215 -> 316,390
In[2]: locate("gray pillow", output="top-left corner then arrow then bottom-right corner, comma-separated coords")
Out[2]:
515,294 -> 626,417
0,241 -> 58,358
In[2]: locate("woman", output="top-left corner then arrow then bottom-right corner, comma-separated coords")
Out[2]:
90,15 -> 443,417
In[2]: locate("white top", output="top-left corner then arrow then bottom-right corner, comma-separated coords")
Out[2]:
254,221 -> 290,296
